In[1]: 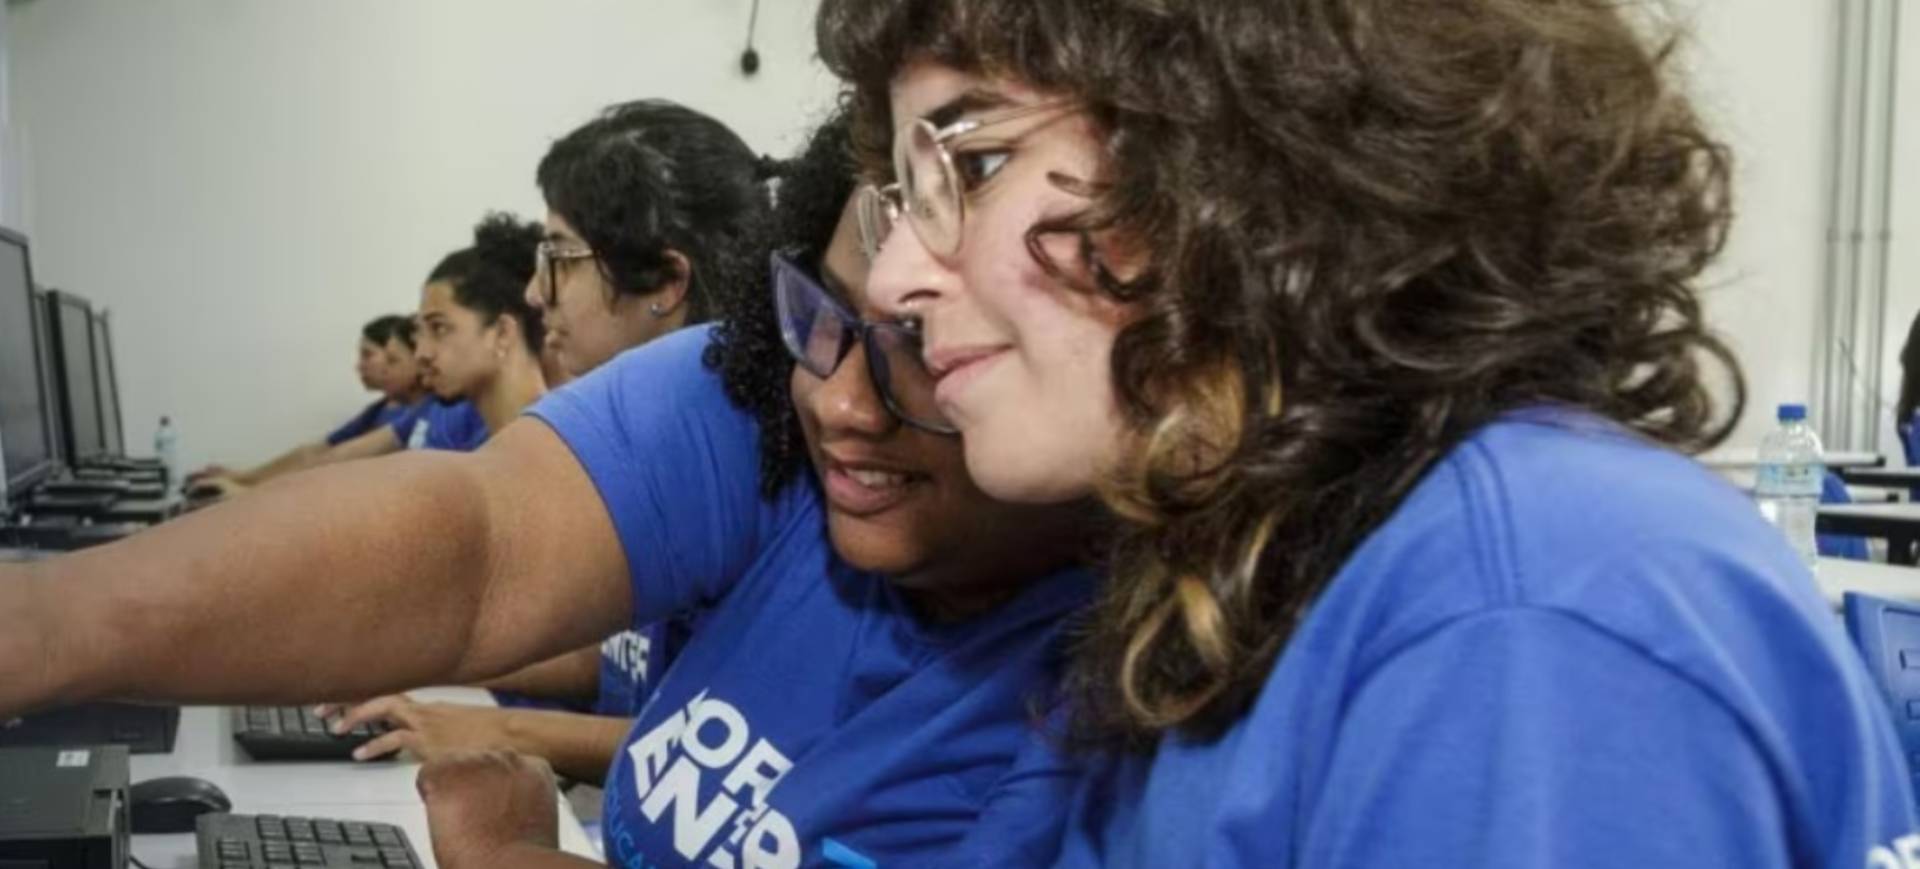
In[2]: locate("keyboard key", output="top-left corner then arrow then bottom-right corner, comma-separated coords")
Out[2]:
371,827 -> 402,847
278,708 -> 302,732
246,708 -> 273,729
379,847 -> 413,867
287,818 -> 315,841
346,848 -> 384,864
344,823 -> 373,845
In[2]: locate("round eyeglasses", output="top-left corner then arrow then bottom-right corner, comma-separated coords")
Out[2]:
857,100 -> 1075,262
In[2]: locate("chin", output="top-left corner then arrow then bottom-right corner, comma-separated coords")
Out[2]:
825,516 -> 927,578
966,436 -> 1094,506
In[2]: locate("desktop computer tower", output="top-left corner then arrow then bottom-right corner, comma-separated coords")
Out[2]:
0,745 -> 129,869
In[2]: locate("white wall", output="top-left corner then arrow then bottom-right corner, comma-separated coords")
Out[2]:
1681,0 -> 1838,450
2,0 -> 1865,466
0,0 -> 23,231
9,0 -> 834,471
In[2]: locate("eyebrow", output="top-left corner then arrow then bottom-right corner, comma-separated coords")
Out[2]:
923,88 -> 1017,129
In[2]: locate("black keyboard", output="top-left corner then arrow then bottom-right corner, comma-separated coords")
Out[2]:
231,706 -> 390,761
196,813 -> 424,869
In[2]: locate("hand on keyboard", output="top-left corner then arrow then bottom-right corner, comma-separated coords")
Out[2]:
328,694 -> 519,763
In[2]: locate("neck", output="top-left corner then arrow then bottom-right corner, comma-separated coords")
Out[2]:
474,353 -> 547,434
897,500 -> 1103,623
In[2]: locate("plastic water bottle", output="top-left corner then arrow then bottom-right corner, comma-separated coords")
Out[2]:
1754,403 -> 1823,568
154,416 -> 179,486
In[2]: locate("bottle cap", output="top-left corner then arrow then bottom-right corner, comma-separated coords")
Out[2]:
1777,403 -> 1807,422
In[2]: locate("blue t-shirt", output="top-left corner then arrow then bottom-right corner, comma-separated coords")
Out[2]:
595,620 -> 689,718
324,399 -> 412,446
527,327 -> 1093,869
390,400 -> 487,452
1054,412 -> 1919,868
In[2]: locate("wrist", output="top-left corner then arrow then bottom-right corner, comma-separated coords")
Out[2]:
6,565 -> 70,713
440,835 -> 560,869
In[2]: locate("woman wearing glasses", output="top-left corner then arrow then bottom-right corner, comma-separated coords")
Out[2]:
329,100 -> 776,776
822,0 -> 1918,865
0,111 -> 1098,868
529,100 -> 772,380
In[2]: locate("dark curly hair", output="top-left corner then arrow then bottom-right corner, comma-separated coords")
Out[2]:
388,316 -> 418,351
537,100 -> 772,325
703,105 -> 860,499
427,212 -> 546,355
362,314 -> 408,347
820,0 -> 1744,748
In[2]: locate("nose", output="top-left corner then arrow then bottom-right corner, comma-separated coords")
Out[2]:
864,214 -> 955,328
524,274 -> 545,312
810,343 -> 898,438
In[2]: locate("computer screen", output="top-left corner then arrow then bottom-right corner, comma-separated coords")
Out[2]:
50,292 -> 105,464
31,289 -> 66,466
0,229 -> 54,496
90,311 -> 124,456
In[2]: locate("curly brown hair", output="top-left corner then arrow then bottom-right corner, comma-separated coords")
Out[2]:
820,0 -> 1744,748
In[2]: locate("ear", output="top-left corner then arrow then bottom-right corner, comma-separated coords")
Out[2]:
645,249 -> 694,316
492,314 -> 522,358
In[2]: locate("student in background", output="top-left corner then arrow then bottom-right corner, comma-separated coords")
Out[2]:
196,214 -> 539,502
186,314 -> 421,488
0,107 -> 1100,869
822,0 -> 1920,863
530,99 -> 772,380
325,100 -> 779,759
399,213 -> 547,448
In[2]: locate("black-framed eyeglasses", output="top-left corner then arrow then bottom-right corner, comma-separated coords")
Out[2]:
534,240 -> 596,308
772,250 -> 955,435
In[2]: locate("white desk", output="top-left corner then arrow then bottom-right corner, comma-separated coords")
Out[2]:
128,687 -> 599,868
1818,557 -> 1920,609
1701,449 -> 1884,471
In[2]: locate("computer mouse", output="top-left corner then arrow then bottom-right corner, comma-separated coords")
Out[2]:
130,775 -> 232,834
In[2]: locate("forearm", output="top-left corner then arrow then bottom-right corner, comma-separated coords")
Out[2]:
501,710 -> 632,785
9,448 -> 613,713
235,443 -> 326,486
477,646 -> 601,702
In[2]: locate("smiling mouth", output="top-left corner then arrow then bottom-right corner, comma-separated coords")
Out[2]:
820,457 -> 925,517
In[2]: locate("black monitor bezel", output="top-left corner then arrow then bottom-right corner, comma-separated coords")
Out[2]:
46,289 -> 107,465
1,226 -> 57,498
91,310 -> 125,456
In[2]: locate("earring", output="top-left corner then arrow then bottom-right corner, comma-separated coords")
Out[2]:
649,302 -> 666,317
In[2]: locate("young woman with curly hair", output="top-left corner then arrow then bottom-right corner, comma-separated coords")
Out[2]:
820,0 -> 1920,863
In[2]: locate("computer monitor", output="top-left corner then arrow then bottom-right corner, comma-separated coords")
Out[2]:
46,290 -> 106,464
90,311 -> 124,456
30,288 -> 66,465
0,228 -> 55,498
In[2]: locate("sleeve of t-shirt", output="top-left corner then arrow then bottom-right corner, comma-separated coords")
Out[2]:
524,326 -> 796,626
1293,608 -> 1795,869
324,400 -> 384,446
423,403 -> 488,452
388,403 -> 425,445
